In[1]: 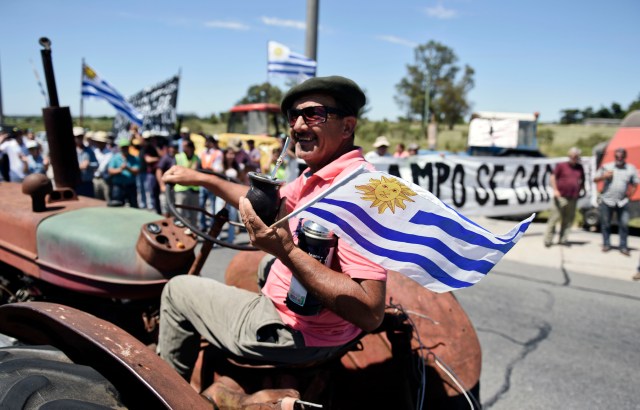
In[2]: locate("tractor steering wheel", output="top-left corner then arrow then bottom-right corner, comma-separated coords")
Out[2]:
165,169 -> 258,251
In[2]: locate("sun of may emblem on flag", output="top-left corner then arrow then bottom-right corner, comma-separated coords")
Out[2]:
83,65 -> 97,79
355,175 -> 417,214
273,45 -> 284,58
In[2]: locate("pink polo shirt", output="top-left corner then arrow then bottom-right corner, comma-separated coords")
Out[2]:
261,148 -> 387,347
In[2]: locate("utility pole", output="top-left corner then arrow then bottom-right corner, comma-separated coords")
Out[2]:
305,0 -> 319,61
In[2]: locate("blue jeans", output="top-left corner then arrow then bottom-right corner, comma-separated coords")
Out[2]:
111,183 -> 138,208
224,204 -> 238,243
599,202 -> 629,249
198,188 -> 217,230
137,171 -> 148,209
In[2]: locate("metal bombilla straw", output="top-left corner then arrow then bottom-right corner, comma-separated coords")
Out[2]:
270,136 -> 290,180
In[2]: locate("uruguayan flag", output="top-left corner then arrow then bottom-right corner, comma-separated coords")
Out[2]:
268,41 -> 317,82
81,63 -> 143,126
292,167 -> 533,293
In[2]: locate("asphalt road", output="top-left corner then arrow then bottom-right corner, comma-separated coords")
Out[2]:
202,225 -> 640,410
455,258 -> 640,410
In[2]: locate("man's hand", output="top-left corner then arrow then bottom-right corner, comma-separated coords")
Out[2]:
162,165 -> 201,186
239,196 -> 295,258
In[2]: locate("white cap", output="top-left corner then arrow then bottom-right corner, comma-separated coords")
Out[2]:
25,140 -> 39,149
373,136 -> 390,148
73,126 -> 86,137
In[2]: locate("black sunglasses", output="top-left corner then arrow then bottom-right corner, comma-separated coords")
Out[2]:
286,106 -> 346,127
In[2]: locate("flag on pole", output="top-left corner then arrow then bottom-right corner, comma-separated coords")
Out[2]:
293,169 -> 533,293
29,59 -> 48,106
81,63 -> 143,126
268,41 -> 317,82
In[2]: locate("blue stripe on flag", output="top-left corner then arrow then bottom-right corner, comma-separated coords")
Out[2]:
303,206 -> 475,289
306,201 -> 494,274
409,210 -> 529,243
321,198 -> 523,253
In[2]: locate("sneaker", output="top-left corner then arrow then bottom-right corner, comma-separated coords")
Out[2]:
602,245 -> 611,252
544,241 -> 552,248
633,272 -> 640,281
621,248 -> 631,256
560,240 -> 571,247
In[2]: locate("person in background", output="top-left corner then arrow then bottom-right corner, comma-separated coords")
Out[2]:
198,135 -> 224,230
247,139 -> 262,173
544,147 -> 585,247
407,143 -> 420,156
215,148 -> 243,244
24,139 -> 48,175
156,141 -> 179,216
108,139 -> 140,207
173,139 -> 201,226
393,143 -> 409,158
175,126 -> 190,153
594,147 -> 639,255
158,75 -> 386,384
141,131 -> 162,214
365,136 -> 391,160
128,128 -> 147,210
74,127 -> 98,197
262,146 -> 287,181
229,138 -> 250,184
0,127 -> 27,182
91,131 -> 114,201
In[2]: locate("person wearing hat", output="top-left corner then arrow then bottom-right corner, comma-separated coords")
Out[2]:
107,139 -> 140,208
0,127 -> 27,182
91,131 -> 114,201
24,139 -> 49,176
365,136 -> 391,160
407,143 -> 420,156
158,75 -> 386,384
74,126 -> 98,197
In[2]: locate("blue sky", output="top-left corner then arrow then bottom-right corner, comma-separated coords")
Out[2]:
1,0 -> 638,123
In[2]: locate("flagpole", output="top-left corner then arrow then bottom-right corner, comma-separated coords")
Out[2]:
79,58 -> 84,127
269,165 -> 366,228
265,40 -> 270,103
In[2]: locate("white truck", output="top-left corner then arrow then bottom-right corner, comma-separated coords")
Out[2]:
467,111 -> 544,157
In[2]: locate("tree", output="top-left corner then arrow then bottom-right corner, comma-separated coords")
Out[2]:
395,41 -> 475,128
237,83 -> 283,105
560,109 -> 582,124
628,93 -> 640,113
437,65 -> 475,129
610,102 -> 624,119
594,106 -> 612,118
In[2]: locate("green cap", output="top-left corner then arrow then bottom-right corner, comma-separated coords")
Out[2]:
117,139 -> 131,148
281,75 -> 366,116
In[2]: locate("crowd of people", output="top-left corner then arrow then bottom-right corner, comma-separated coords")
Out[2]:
0,123 -> 299,244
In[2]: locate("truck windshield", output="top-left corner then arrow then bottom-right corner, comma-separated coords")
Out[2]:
227,111 -> 287,136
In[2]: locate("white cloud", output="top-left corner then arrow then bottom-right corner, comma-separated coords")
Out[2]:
377,35 -> 417,48
204,20 -> 250,30
425,4 -> 458,19
261,16 -> 306,30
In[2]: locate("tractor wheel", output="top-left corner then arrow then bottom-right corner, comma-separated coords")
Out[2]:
0,344 -> 126,409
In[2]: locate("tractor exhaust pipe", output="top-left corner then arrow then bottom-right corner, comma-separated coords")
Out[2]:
39,37 -> 80,189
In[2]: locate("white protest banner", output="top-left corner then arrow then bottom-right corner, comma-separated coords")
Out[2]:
363,154 -> 595,217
